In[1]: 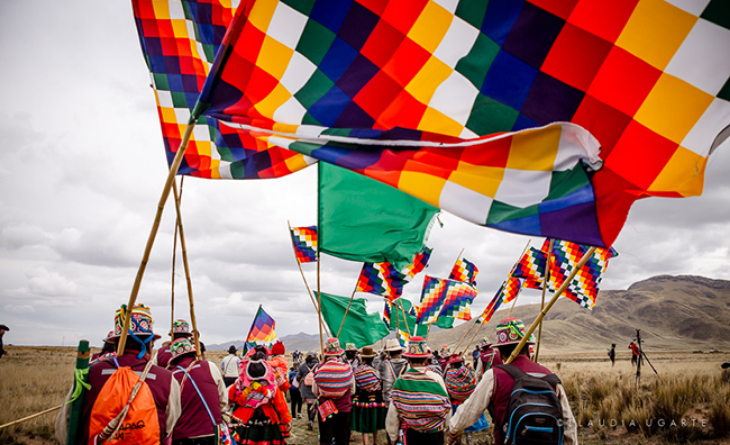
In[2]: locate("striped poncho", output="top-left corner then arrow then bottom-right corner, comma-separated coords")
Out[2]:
391,368 -> 451,432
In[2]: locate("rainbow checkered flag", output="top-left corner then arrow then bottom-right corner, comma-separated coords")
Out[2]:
416,275 -> 448,324
438,280 -> 478,321
542,239 -> 618,309
449,258 -> 478,285
480,285 -> 506,325
291,226 -> 317,263
356,246 -> 432,300
500,277 -> 524,305
244,306 -> 278,352
383,300 -> 392,328
512,247 -> 548,290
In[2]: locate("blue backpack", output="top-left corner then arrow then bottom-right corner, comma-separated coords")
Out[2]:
495,364 -> 564,445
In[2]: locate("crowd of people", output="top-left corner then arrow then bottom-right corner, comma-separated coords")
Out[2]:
52,304 -> 578,445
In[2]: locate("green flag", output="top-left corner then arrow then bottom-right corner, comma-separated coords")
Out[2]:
391,298 -> 429,337
318,292 -> 390,348
318,162 -> 439,270
435,317 -> 455,329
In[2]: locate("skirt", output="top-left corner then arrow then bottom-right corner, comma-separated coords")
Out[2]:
233,408 -> 286,445
351,389 -> 386,433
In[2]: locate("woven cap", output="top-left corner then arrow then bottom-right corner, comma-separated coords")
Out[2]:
170,338 -> 196,361
495,318 -> 535,346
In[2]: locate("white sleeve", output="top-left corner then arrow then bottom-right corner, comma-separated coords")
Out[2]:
166,377 -> 182,436
208,362 -> 229,412
449,369 -> 494,434
558,383 -> 578,445
385,403 -> 400,441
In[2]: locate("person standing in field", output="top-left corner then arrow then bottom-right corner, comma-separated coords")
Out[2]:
351,346 -> 386,445
220,345 -> 240,387
379,338 -> 408,409
629,341 -> 640,366
288,365 -> 303,419
471,345 -> 480,369
0,324 -> 9,361
169,337 -> 228,445
385,336 -> 451,445
155,319 -> 195,368
345,343 -> 360,370
447,318 -> 577,445
55,304 -> 182,445
608,343 -> 616,367
296,352 -> 319,430
312,338 -> 356,445
444,355 -> 488,445
475,337 -> 501,381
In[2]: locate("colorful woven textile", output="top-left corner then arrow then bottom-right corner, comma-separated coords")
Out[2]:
449,258 -> 478,285
245,306 -> 278,351
416,275 -> 448,324
444,366 -> 477,402
500,276 -> 524,305
194,0 -> 729,248
131,0 -> 314,179
290,226 -> 317,263
391,369 -> 451,433
438,280 -> 478,321
354,364 -> 381,392
313,359 -> 354,399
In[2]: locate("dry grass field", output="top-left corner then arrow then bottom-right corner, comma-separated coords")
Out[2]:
2,346 -> 730,445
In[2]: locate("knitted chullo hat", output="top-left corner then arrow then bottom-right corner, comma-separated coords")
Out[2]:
440,345 -> 451,356
404,336 -> 431,359
324,337 -> 344,356
170,338 -> 196,361
495,318 -> 535,346
445,366 -> 477,401
170,319 -> 193,337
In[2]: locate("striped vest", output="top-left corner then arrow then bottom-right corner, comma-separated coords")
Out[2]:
391,368 -> 451,432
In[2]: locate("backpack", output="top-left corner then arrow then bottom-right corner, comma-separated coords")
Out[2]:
495,364 -> 564,445
303,365 -> 314,386
354,365 -> 381,392
390,369 -> 451,433
313,360 -> 354,399
88,361 -> 160,445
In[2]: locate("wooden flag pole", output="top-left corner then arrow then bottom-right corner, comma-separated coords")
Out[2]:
316,245 -> 325,356
286,221 -> 330,337
453,320 -> 478,353
460,240 -> 531,354
0,406 -> 63,430
505,247 -> 597,364
426,322 -> 433,341
171,178 -> 180,334
118,119 -> 196,355
337,287 -> 358,338
534,238 -> 555,362
172,178 -> 201,360
398,299 -> 412,337
244,305 -> 262,353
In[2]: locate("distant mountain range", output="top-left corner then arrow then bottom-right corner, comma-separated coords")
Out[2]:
208,275 -> 730,354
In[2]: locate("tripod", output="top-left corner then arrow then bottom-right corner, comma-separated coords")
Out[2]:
636,329 -> 658,384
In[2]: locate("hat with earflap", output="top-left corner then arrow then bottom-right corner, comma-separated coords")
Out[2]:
170,337 -> 197,362
495,318 -> 535,346
109,304 -> 161,358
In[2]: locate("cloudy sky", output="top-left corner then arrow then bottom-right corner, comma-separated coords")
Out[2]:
1,1 -> 729,347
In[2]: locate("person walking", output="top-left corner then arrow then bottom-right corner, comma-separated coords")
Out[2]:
55,304 -> 181,445
296,352 -> 319,430
471,346 -> 480,369
345,343 -> 360,370
220,345 -> 241,387
288,365 -> 303,419
447,318 -> 577,445
474,337 -> 501,380
169,338 -> 228,445
229,351 -> 292,445
351,346 -> 386,445
608,343 -> 616,367
155,319 -> 195,368
378,338 -> 408,410
385,336 -> 451,445
444,355 -> 488,445
0,324 -> 9,361
270,341 -> 291,392
629,342 -> 640,366
312,338 -> 356,445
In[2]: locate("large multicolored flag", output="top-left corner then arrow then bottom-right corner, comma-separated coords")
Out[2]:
192,0 -> 729,248
416,275 -> 448,324
131,0 -> 314,179
290,226 -> 317,263
449,258 -> 479,285
499,276 -> 524,305
356,247 -> 432,300
438,280 -> 478,321
244,306 -> 278,352
383,299 -> 392,327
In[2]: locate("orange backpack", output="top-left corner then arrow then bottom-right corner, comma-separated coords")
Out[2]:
88,361 -> 160,445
